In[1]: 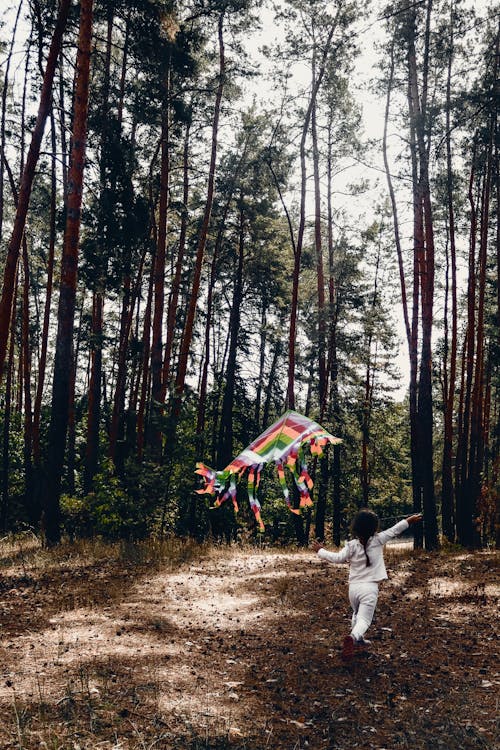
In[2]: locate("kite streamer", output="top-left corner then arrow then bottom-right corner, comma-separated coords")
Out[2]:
195,410 -> 341,531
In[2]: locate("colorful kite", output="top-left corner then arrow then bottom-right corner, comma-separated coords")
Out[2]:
195,410 -> 341,531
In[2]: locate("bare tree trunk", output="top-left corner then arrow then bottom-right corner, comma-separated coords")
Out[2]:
1,286 -> 17,532
415,0 -> 439,550
44,0 -> 94,546
162,119 -> 190,397
151,94 -> 170,421
196,138 -> 250,445
109,246 -> 148,463
286,12 -> 341,410
313,105 -> 333,541
326,114 -> 341,545
0,0 -> 24,244
360,235 -> 382,507
0,0 -> 71,384
254,303 -> 267,429
469,128 -> 494,547
137,258 -> 155,461
262,334 -> 282,429
83,5 -> 113,486
84,291 -> 103,494
441,4 -> 458,541
217,201 -> 245,468
33,113 -> 58,465
383,38 -> 411,347
311,63 -> 327,416
174,12 -> 225,416
456,156 -> 478,546
21,239 -> 35,525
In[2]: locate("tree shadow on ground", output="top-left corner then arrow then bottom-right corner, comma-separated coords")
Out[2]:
0,545 -> 497,749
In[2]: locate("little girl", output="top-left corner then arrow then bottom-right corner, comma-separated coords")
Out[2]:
312,508 -> 422,660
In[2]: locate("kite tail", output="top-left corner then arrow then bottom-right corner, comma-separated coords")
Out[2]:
277,463 -> 301,515
310,436 -> 328,457
228,477 -> 238,514
248,465 -> 265,532
214,476 -> 238,514
194,462 -> 217,495
292,462 -> 313,509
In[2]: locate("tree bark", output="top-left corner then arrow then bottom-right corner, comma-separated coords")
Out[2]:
162,119 -> 190,398
151,96 -> 170,419
0,0 -> 71,384
44,0 -> 94,546
469,126 -> 494,547
84,291 -> 103,494
286,11 -> 341,410
21,238 -> 35,525
0,0 -> 24,245
311,60 -> 327,417
217,200 -> 245,467
174,12 -> 225,416
441,4 -> 458,542
137,256 -> 155,461
456,155 -> 478,546
33,112 -> 58,465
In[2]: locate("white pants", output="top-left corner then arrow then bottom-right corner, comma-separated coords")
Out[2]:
348,581 -> 379,641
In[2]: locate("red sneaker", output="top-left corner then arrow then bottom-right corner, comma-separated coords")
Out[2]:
341,634 -> 355,661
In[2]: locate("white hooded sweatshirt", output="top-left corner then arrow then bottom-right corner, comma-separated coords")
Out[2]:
317,519 -> 409,583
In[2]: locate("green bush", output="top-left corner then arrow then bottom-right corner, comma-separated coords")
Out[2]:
61,459 -> 156,540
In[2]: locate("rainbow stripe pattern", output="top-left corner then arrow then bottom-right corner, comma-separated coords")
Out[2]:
195,410 -> 341,531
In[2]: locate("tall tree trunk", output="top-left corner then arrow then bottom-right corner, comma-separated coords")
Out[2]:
360,235 -> 382,507
84,291 -> 103,494
456,156 -> 478,546
84,5 -> 113,486
262,334 -> 282,429
406,14 -> 424,548
44,0 -> 94,546
217,201 -> 245,468
137,258 -> 155,461
326,114 -> 341,544
162,119 -> 190,398
58,66 -> 69,201
21,239 -> 35,525
196,236 -> 219,445
0,0 -> 71,383
306,89 -> 328,539
0,0 -> 24,244
286,12 -> 341,410
441,4 -> 458,542
311,63 -> 327,416
196,137 -> 249,445
469,127 -> 494,547
1,282 -> 18,531
110,246 -> 148,464
33,113 -> 58,466
414,0 -> 439,550
109,275 -> 131,465
254,303 -> 267,429
174,12 -> 225,416
151,94 -> 170,426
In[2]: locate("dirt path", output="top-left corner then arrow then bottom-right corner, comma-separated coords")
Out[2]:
0,540 -> 498,749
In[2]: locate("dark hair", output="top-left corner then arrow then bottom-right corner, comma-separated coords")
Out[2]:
351,509 -> 379,567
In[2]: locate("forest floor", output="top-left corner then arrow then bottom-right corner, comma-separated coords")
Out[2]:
0,535 -> 498,750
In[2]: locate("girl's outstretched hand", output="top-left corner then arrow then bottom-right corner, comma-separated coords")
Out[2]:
406,513 -> 423,525
311,540 -> 324,552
